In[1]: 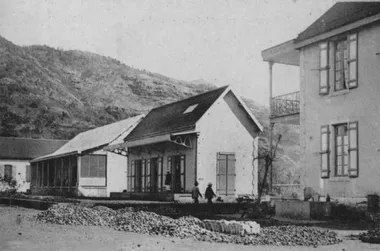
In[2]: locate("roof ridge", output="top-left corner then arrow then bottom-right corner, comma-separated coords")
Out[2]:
149,85 -> 229,112
76,114 -> 144,136
0,137 -> 68,142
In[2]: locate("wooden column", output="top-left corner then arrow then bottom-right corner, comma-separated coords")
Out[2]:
60,158 -> 63,190
68,156 -> 72,190
47,160 -> 50,187
54,159 -> 57,188
269,61 -> 274,194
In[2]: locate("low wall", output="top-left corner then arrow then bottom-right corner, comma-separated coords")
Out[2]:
0,197 -> 57,210
275,200 -> 332,220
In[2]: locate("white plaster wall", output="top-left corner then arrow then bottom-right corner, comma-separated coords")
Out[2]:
0,159 -> 30,192
195,91 -> 259,200
300,23 -> 380,199
106,151 -> 128,196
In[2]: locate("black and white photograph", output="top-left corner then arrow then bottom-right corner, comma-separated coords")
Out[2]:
1,0 -> 380,250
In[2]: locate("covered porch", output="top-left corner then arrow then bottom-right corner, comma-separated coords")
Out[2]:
262,39 -> 300,125
106,132 -> 198,202
30,154 -> 78,196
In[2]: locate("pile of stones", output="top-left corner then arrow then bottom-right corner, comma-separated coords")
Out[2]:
359,227 -> 380,243
35,204 -> 341,246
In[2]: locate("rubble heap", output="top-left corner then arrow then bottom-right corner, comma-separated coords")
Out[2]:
359,227 -> 380,244
200,219 -> 260,235
35,204 -> 341,246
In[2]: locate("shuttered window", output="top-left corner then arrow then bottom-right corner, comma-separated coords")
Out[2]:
216,153 -> 236,196
348,122 -> 359,177
80,155 -> 107,177
26,165 -> 31,182
4,165 -> 13,179
320,126 -> 330,178
319,42 -> 329,95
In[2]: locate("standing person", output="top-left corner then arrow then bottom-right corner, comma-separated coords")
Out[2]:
205,182 -> 216,204
191,181 -> 202,204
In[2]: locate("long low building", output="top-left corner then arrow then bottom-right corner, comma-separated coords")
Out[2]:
30,115 -> 144,197
0,137 -> 68,192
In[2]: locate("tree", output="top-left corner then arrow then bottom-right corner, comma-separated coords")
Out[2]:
0,175 -> 19,206
241,134 -> 282,219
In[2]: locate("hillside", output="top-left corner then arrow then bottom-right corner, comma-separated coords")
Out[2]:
0,35 -> 299,185
0,35 -> 215,139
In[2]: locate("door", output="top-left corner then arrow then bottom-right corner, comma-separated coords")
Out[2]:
169,155 -> 185,193
216,153 -> 236,196
150,158 -> 158,192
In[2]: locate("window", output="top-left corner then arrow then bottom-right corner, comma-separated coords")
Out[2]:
334,124 -> 348,176
183,104 -> 198,114
80,155 -> 106,177
334,39 -> 348,91
168,155 -> 185,193
319,33 -> 358,95
4,165 -> 13,179
320,122 -> 359,178
26,165 -> 31,182
216,153 -> 236,195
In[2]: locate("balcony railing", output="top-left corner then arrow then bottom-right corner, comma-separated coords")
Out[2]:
270,91 -> 300,117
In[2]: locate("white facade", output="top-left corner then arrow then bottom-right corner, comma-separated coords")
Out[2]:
196,91 -> 260,201
0,159 -> 31,192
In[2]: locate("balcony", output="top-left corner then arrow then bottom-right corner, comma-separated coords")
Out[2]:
270,91 -> 300,125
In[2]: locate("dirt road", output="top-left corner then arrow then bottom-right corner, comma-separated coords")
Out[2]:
0,205 -> 378,251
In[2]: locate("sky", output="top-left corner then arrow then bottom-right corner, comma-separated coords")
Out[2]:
0,0 -> 340,105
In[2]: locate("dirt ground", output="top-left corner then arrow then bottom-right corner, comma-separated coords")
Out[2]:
0,205 -> 379,251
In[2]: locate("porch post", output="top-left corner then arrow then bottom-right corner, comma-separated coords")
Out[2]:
269,61 -> 274,194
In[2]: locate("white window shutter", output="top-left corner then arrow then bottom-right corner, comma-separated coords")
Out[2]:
348,122 -> 359,177
320,125 -> 330,178
319,42 -> 329,95
0,164 -> 4,178
348,33 -> 358,88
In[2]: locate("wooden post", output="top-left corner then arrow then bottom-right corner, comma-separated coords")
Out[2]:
269,61 -> 274,194
54,159 -> 57,188
68,156 -> 72,190
47,160 -> 50,187
60,158 -> 63,190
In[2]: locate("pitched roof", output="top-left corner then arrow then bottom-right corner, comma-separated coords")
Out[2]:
0,137 -> 68,160
296,2 -> 380,43
126,86 -> 229,141
33,115 -> 144,161
125,86 -> 263,142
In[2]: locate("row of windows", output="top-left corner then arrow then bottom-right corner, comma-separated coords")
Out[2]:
320,121 -> 358,178
319,33 -> 358,94
0,165 -> 31,182
128,155 -> 185,193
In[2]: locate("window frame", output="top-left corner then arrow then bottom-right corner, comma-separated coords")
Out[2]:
333,123 -> 349,177
80,154 -> 107,178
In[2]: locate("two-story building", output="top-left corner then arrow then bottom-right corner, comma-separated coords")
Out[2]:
262,2 -> 380,202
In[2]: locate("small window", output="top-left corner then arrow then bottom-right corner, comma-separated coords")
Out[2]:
4,165 -> 13,179
334,124 -> 348,176
183,104 -> 198,114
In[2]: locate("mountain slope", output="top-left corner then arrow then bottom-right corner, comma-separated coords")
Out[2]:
0,35 -> 214,139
